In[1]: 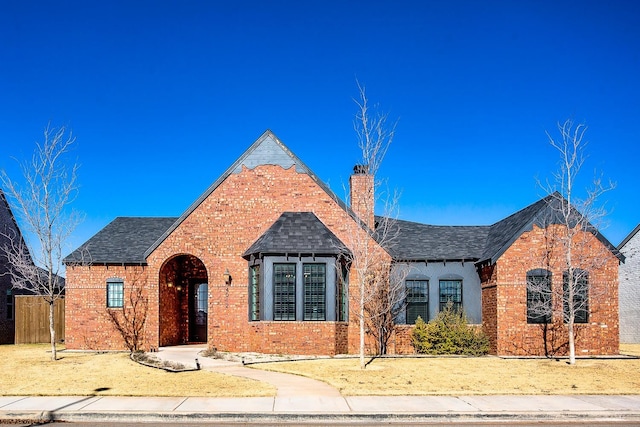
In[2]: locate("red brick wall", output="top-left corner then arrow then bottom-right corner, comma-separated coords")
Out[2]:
67,164 -> 387,355
65,265 -> 153,350
483,224 -> 619,356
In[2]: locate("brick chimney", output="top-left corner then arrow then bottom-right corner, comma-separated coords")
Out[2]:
349,164 -> 374,228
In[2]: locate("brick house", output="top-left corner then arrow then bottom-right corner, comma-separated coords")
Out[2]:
619,224 -> 640,343
63,131 -> 623,356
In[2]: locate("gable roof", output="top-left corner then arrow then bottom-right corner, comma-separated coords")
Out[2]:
143,130 -> 354,259
0,189 -> 33,273
479,192 -> 623,264
64,217 -> 177,265
619,224 -> 640,251
243,212 -> 349,259
382,217 -> 489,261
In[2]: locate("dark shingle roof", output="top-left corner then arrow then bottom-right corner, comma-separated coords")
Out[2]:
243,212 -> 348,259
64,217 -> 177,264
479,196 -> 549,264
382,217 -> 489,261
479,192 -> 623,264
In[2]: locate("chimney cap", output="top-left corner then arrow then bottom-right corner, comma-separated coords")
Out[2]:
353,164 -> 369,175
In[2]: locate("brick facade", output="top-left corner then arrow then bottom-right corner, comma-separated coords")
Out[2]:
64,134 -> 621,357
481,224 -> 619,356
66,164 -> 382,354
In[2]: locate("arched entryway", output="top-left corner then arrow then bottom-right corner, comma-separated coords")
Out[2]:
159,254 -> 208,346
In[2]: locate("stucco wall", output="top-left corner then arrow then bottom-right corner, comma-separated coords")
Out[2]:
394,261 -> 482,324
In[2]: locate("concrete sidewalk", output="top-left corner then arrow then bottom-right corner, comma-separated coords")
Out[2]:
2,345 -> 639,424
2,394 -> 640,424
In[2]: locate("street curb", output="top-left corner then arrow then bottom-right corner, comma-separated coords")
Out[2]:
3,410 -> 640,424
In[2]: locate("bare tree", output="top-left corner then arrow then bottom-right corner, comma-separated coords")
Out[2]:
528,119 -> 615,364
343,81 -> 405,368
364,260 -> 410,356
1,125 -> 80,360
106,271 -> 149,352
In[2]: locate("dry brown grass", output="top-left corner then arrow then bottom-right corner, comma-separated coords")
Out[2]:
3,344 -> 639,397
257,347 -> 640,396
0,344 -> 274,397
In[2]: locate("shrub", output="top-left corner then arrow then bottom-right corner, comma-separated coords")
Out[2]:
410,302 -> 489,356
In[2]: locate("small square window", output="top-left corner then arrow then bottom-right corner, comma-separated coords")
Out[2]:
107,280 -> 124,308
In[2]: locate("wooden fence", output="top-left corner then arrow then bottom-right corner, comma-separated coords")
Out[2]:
14,296 -> 65,344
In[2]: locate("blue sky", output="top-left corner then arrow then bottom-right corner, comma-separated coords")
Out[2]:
1,0 -> 639,256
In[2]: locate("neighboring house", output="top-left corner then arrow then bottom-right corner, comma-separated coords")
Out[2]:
63,130 -> 623,356
0,189 -> 65,344
619,224 -> 640,343
0,189 -> 25,344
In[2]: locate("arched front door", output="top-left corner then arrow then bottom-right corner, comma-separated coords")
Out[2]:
159,254 -> 208,346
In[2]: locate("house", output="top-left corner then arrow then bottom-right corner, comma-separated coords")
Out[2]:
0,189 -> 66,344
619,224 -> 640,343
0,189 -> 21,344
63,131 -> 623,356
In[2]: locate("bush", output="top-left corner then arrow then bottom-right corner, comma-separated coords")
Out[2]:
410,302 -> 489,356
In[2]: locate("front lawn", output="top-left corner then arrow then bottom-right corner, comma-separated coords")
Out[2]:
0,344 -> 274,397
256,344 -> 640,396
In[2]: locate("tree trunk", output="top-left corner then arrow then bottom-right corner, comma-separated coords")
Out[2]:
359,296 -> 365,369
49,300 -> 57,361
568,318 -> 575,365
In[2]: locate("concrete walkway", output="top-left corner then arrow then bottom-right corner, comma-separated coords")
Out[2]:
153,345 -> 343,400
1,345 -> 640,424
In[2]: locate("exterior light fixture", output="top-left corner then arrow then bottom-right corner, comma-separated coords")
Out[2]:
223,269 -> 232,285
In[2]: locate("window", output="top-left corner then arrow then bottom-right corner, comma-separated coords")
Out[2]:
337,261 -> 349,322
273,264 -> 296,320
406,279 -> 428,324
304,264 -> 326,320
249,265 -> 260,321
563,270 -> 589,323
106,279 -> 124,308
6,289 -> 13,320
526,269 -> 552,324
439,280 -> 462,312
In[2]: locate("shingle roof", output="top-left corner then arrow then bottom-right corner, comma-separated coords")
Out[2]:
479,196 -> 550,264
479,192 -> 623,264
381,217 -> 489,261
243,212 -> 348,259
64,217 -> 177,264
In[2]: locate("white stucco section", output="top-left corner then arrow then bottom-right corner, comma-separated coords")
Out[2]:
620,227 -> 640,343
394,261 -> 482,324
